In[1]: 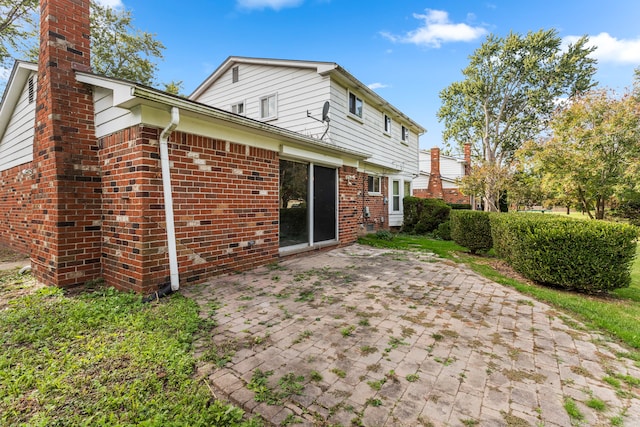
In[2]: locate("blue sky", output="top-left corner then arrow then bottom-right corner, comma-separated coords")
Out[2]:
11,0 -> 640,150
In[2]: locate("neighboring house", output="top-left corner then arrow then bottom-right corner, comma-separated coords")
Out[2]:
0,0 -> 424,294
413,145 -> 472,205
189,57 -> 425,229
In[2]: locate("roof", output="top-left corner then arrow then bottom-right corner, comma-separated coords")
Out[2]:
74,70 -> 371,161
190,56 -> 426,134
0,61 -> 38,141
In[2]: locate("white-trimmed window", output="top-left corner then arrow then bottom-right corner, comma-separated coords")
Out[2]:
231,101 -> 244,115
260,94 -> 277,120
232,66 -> 239,83
392,180 -> 401,212
384,114 -> 391,134
401,125 -> 409,143
348,91 -> 363,118
368,176 -> 380,193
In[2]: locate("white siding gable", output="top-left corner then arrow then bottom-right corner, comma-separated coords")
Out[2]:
0,72 -> 36,171
194,63 -> 331,140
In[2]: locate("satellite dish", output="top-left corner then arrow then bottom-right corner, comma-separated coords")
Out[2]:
321,101 -> 330,122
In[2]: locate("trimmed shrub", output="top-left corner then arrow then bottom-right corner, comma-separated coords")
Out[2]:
402,197 -> 451,234
490,213 -> 638,293
450,210 -> 493,254
447,203 -> 472,210
435,221 -> 452,240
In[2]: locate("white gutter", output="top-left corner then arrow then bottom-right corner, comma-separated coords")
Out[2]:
160,107 -> 180,291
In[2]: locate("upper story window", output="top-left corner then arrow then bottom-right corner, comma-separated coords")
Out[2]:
401,125 -> 409,143
368,176 -> 380,193
384,114 -> 391,134
348,91 -> 363,119
232,66 -> 239,83
231,101 -> 244,115
260,94 -> 277,120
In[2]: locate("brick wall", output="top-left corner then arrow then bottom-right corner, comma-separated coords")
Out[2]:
0,163 -> 33,254
31,0 -> 102,287
362,174 -> 389,233
99,125 -> 280,293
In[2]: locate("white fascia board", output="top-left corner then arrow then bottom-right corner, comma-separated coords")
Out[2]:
0,61 -> 37,141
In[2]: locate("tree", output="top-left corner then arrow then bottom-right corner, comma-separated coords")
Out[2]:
525,89 -> 640,219
90,1 -> 165,86
438,29 -> 597,211
6,1 -> 167,88
0,0 -> 38,67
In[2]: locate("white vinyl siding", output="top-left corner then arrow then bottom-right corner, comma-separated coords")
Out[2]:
328,80 -> 418,175
193,64 -> 332,140
91,87 -> 139,138
0,73 -> 36,171
192,61 -> 420,176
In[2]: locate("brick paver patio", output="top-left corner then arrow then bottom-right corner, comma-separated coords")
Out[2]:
183,244 -> 640,426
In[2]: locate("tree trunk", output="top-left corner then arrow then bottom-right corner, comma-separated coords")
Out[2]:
595,198 -> 605,220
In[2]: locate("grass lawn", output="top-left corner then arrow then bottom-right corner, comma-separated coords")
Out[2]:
0,269 -> 261,426
359,234 -> 640,352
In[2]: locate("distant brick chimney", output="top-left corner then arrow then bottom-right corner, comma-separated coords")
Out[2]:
426,147 -> 443,199
31,0 -> 101,287
464,143 -> 471,176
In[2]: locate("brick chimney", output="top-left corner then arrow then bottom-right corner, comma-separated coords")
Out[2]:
31,0 -> 102,287
463,143 -> 471,176
426,147 -> 443,199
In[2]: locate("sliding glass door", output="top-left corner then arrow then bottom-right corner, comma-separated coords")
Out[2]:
279,159 -> 337,249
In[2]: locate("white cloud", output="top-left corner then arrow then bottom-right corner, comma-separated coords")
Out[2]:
367,82 -> 389,90
237,0 -> 303,10
382,9 -> 487,48
95,0 -> 124,8
564,32 -> 640,64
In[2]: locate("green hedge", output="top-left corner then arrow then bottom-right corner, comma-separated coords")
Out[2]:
402,197 -> 451,234
447,203 -> 472,210
490,213 -> 638,293
450,210 -> 493,254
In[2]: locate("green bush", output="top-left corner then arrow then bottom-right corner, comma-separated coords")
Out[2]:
447,203 -> 472,210
450,210 -> 493,254
402,197 -> 451,234
435,221 -> 452,240
375,229 -> 394,241
491,213 -> 638,293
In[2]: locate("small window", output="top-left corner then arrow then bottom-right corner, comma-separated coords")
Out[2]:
232,66 -> 239,83
367,176 -> 380,193
260,94 -> 277,120
384,114 -> 391,134
401,126 -> 409,142
231,101 -> 244,115
404,181 -> 411,197
28,77 -> 34,104
348,91 -> 363,118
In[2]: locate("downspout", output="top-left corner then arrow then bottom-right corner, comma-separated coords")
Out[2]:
159,107 -> 180,293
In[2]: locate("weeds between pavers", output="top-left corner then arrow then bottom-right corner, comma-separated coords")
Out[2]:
247,369 -> 305,405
